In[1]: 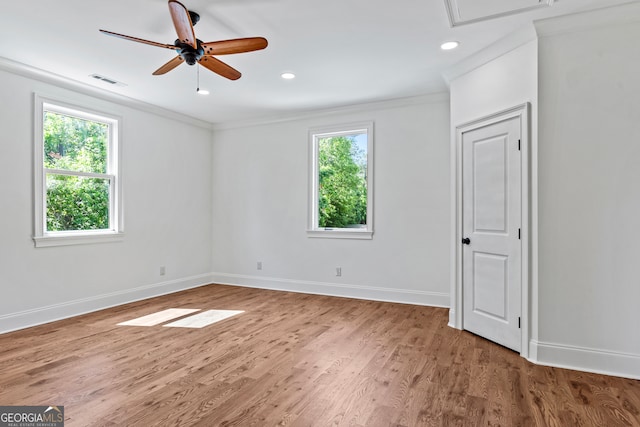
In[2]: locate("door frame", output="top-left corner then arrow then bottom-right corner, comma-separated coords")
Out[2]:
450,103 -> 531,358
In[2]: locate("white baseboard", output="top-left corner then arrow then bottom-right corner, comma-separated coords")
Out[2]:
530,340 -> 640,380
0,273 -> 213,334
448,308 -> 459,329
210,272 -> 450,308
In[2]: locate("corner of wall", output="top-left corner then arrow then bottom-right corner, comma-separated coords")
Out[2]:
0,274 -> 213,334
442,24 -> 538,85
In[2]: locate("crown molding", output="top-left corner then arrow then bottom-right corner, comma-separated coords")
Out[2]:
0,56 -> 450,132
441,1 -> 640,85
0,56 -> 213,131
442,24 -> 538,85
211,92 -> 450,131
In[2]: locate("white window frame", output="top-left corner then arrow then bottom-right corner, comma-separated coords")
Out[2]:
307,121 -> 374,239
33,94 -> 124,247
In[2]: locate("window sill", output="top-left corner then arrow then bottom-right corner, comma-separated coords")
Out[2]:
307,229 -> 373,240
33,231 -> 125,248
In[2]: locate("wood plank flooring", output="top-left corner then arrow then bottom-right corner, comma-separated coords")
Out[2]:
0,284 -> 638,426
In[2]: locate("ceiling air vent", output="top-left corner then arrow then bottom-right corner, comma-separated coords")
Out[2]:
89,74 -> 127,87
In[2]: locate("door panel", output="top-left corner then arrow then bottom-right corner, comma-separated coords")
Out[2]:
473,135 -> 507,233
472,252 -> 508,320
462,116 -> 521,352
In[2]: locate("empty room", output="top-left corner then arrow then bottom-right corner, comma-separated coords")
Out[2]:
1,0 -> 639,425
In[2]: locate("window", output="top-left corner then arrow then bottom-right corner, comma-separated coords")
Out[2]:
308,122 -> 374,239
33,95 -> 123,247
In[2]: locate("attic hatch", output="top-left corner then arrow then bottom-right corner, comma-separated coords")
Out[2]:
444,0 -> 554,26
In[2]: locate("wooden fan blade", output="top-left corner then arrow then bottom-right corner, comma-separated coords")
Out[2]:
99,29 -> 177,50
168,0 -> 197,49
199,56 -> 241,80
152,56 -> 185,75
201,37 -> 268,56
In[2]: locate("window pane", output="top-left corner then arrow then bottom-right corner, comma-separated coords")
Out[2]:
318,133 -> 368,228
43,111 -> 108,174
46,174 -> 110,231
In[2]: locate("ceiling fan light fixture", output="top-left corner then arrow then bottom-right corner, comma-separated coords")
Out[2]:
440,41 -> 460,50
281,72 -> 296,80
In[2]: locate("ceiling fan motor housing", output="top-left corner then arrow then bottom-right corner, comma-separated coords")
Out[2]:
175,39 -> 204,65
188,10 -> 200,26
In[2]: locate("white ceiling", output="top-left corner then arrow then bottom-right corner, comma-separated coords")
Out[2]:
0,0 -> 632,124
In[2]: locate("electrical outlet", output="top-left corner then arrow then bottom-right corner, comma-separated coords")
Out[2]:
336,267 -> 342,277
160,266 -> 166,276
257,261 -> 263,270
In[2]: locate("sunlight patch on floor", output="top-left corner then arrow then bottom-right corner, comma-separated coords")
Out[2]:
163,310 -> 244,329
117,308 -> 201,326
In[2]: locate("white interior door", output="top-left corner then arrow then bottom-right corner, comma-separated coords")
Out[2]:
462,116 -> 521,352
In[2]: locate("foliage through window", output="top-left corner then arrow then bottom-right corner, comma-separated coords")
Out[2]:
309,122 -> 373,239
34,96 -> 122,247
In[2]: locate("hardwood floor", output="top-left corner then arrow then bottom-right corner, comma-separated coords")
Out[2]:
0,284 -> 638,426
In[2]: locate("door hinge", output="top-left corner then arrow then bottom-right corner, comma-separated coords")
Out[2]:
518,139 -> 521,151
518,317 -> 521,329
518,228 -> 521,240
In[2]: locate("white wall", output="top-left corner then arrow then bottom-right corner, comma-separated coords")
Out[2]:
535,5 -> 640,377
211,96 -> 451,306
449,39 -> 538,126
0,66 -> 213,332
448,37 -> 539,336
448,2 -> 640,379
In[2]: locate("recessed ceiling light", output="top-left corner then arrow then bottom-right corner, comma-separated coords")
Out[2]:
197,88 -> 209,95
281,72 -> 296,80
440,41 -> 460,50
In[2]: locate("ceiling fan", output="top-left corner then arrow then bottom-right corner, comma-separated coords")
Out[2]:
99,0 -> 267,81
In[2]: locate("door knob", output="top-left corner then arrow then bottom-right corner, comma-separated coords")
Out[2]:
462,237 -> 471,245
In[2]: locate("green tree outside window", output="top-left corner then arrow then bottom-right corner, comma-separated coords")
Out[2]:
43,111 -> 111,231
317,135 -> 367,228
